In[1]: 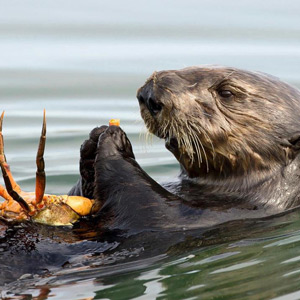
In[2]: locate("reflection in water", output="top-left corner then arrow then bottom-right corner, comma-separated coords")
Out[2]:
2,210 -> 300,299
1,0 -> 300,299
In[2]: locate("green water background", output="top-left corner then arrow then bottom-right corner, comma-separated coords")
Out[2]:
1,0 -> 300,299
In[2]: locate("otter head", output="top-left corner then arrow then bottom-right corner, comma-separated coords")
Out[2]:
137,66 -> 300,180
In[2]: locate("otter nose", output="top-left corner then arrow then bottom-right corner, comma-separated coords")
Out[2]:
137,84 -> 162,116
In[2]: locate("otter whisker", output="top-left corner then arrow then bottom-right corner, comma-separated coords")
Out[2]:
190,125 -> 206,169
202,112 -> 212,118
139,130 -> 145,143
190,130 -> 202,165
188,115 -> 216,160
202,130 -> 215,158
189,127 -> 201,157
139,129 -> 150,151
184,130 -> 195,163
162,119 -> 170,138
188,124 -> 202,164
170,117 -> 199,165
194,132 -> 209,172
145,131 -> 153,146
187,83 -> 198,88
183,118 -> 210,171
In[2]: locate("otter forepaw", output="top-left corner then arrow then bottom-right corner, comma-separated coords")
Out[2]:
79,126 -> 108,197
96,126 -> 135,160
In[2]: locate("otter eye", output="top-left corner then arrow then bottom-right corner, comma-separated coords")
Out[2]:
218,90 -> 233,98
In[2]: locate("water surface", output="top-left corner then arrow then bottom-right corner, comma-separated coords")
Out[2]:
1,0 -> 300,299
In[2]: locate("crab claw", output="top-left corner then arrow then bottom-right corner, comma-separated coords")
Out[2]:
0,111 -> 30,214
0,111 -> 97,225
35,109 -> 46,206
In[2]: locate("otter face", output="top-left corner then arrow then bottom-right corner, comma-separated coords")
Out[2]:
137,66 -> 300,179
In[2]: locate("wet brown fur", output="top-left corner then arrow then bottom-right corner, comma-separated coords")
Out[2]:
137,66 -> 300,211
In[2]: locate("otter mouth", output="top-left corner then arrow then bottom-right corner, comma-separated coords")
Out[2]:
165,135 -> 179,152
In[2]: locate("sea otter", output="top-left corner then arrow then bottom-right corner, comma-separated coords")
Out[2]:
69,66 -> 300,232
3,66 -> 300,287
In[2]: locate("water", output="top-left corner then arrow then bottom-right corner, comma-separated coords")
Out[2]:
1,0 -> 300,298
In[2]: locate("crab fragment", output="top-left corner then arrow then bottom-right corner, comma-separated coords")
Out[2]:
64,195 -> 95,216
35,109 -> 46,206
0,111 -> 99,225
0,111 -> 30,214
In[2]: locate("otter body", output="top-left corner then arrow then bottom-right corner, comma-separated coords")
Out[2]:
70,66 -> 300,231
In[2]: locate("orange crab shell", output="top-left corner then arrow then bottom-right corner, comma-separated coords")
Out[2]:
0,111 -> 101,226
0,193 -> 96,225
33,195 -> 96,226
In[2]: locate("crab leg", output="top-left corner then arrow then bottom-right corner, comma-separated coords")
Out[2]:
0,112 -> 13,207
1,165 -> 30,212
35,109 -> 46,205
0,112 -> 30,213
0,185 -> 11,201
0,112 -> 21,193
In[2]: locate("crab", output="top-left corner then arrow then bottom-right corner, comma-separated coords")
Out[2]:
0,110 -> 98,226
